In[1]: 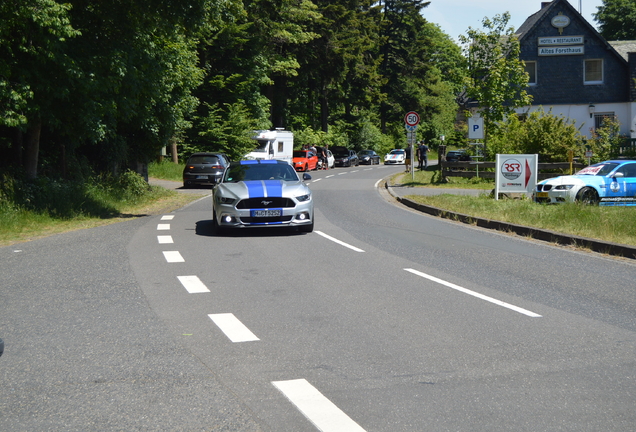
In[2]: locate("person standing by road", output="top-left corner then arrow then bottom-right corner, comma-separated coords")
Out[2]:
417,140 -> 429,170
404,146 -> 411,172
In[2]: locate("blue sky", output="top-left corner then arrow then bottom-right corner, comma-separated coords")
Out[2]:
424,0 -> 604,42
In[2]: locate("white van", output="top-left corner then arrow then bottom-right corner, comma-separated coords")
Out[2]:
244,129 -> 294,164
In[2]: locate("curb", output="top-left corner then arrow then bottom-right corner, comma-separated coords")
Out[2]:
384,181 -> 636,260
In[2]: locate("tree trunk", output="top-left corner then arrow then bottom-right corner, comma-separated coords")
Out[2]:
320,81 -> 329,133
24,118 -> 42,180
171,137 -> 178,164
12,127 -> 23,167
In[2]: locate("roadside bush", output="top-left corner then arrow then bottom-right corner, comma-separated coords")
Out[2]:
488,107 -> 582,161
0,170 -> 152,220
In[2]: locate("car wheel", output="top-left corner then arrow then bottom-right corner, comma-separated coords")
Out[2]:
576,187 -> 600,205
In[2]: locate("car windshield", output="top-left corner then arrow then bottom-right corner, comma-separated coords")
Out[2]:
223,162 -> 299,182
333,151 -> 349,157
359,151 -> 373,155
576,162 -> 619,176
390,150 -> 404,155
188,156 -> 220,165
293,151 -> 308,158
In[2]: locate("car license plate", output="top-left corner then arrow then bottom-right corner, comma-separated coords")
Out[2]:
196,175 -> 209,179
537,192 -> 549,198
251,209 -> 282,217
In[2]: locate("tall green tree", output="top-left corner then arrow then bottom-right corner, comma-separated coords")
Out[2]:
0,0 -> 80,178
290,0 -> 384,135
458,13 -> 532,145
1,0 -> 218,178
594,0 -> 636,40
244,0 -> 321,128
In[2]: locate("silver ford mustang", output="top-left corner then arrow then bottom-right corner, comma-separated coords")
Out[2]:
212,160 -> 314,233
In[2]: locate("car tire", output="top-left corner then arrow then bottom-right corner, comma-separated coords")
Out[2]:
576,187 -> 600,205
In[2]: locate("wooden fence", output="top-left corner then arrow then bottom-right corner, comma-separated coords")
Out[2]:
440,160 -> 586,181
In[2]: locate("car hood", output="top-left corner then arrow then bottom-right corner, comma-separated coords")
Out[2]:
540,175 -> 597,186
217,180 -> 309,199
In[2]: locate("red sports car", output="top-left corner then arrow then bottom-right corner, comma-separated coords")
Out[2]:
292,150 -> 318,172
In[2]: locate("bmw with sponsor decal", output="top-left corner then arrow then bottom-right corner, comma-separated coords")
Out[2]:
212,160 -> 314,232
534,159 -> 636,205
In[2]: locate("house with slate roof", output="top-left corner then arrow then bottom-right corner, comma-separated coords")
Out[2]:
515,0 -> 636,140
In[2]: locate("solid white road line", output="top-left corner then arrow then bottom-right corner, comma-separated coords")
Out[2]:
177,275 -> 210,293
315,231 -> 365,253
272,379 -> 366,432
161,215 -> 175,220
157,224 -> 171,230
163,251 -> 185,263
404,268 -> 542,318
208,313 -> 259,342
157,235 -> 174,244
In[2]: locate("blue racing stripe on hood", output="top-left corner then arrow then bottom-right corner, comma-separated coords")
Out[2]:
244,181 -> 265,197
263,180 -> 282,197
244,180 -> 283,198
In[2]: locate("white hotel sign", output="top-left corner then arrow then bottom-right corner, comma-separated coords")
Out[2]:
539,46 -> 584,56
538,36 -> 584,45
538,35 -> 584,56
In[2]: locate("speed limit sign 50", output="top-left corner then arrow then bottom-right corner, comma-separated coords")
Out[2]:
404,111 -> 420,127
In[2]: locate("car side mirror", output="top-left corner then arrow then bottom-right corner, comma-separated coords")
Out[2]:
612,172 -> 624,178
303,173 -> 312,181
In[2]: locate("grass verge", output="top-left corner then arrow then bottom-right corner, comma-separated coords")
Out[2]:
393,172 -> 636,247
0,171 -> 202,246
149,159 -> 185,182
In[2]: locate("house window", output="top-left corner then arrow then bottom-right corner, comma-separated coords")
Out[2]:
524,61 -> 537,85
584,59 -> 603,84
594,113 -> 615,129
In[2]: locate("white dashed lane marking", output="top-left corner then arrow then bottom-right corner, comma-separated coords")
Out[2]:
157,235 -> 173,244
273,379 -> 366,432
161,215 -> 175,220
163,251 -> 185,263
404,268 -> 542,318
157,224 -> 171,230
315,231 -> 365,253
177,275 -> 210,293
208,313 -> 260,342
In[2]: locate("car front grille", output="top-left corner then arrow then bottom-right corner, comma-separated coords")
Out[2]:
237,197 -> 295,209
537,184 -> 552,192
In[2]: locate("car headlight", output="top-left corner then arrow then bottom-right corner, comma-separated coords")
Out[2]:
296,194 -> 311,202
554,185 -> 574,190
216,196 -> 235,204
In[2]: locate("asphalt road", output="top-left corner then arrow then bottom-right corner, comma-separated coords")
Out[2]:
1,163 -> 635,431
